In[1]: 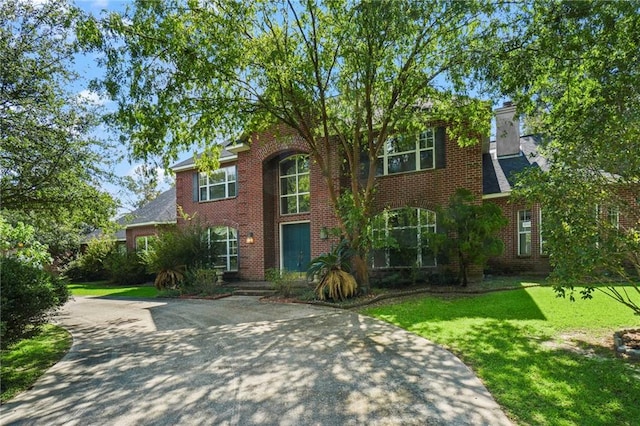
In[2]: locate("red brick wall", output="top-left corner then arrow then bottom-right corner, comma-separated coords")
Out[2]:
374,130 -> 483,212
484,197 -> 550,275
125,224 -> 175,251
175,124 -> 340,280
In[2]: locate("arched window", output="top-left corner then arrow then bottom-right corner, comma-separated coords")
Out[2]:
279,155 -> 310,215
371,207 -> 436,268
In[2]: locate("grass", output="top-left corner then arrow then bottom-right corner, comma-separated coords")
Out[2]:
362,284 -> 640,426
1,324 -> 72,402
68,281 -> 158,298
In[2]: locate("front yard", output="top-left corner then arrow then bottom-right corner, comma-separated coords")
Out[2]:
362,285 -> 640,425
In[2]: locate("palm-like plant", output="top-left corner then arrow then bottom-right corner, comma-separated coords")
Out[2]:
307,239 -> 357,301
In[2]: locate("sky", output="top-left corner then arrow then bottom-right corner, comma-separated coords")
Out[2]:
70,0 -> 174,214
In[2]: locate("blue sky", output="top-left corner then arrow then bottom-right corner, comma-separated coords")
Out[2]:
70,1 -> 174,213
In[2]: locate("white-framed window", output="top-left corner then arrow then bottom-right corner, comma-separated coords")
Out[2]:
607,206 -> 620,229
199,165 -> 237,202
135,235 -> 155,252
208,227 -> 238,271
539,209 -> 548,256
376,129 -> 435,176
371,207 -> 437,268
280,155 -> 310,215
518,209 -> 532,256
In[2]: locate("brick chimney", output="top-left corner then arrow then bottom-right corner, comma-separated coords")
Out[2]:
495,101 -> 520,158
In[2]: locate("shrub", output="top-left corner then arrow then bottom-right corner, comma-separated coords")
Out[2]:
265,268 -> 299,297
63,237 -> 116,281
307,240 -> 358,301
1,258 -> 70,349
103,250 -> 150,285
140,222 -> 217,290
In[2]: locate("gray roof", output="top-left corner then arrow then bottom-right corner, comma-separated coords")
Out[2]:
171,145 -> 237,170
118,186 -> 177,227
482,135 -> 548,196
84,187 -> 176,243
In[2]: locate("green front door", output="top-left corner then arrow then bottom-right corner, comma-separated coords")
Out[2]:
282,222 -> 311,272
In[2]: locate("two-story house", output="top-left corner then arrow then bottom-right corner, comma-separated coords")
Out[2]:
169,103 -> 551,281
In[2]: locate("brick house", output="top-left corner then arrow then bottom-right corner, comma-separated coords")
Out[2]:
169,103 -> 551,281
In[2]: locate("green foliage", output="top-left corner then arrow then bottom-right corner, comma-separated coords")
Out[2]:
0,217 -> 51,267
482,1 -> 640,314
1,258 -> 70,349
308,240 -> 357,301
140,223 -> 217,290
103,250 -> 150,285
430,188 -> 507,286
1,324 -> 72,402
0,0 -> 117,228
364,286 -> 640,425
265,268 -> 300,298
64,237 -> 116,281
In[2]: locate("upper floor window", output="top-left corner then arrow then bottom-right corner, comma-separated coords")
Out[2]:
371,207 -> 437,268
376,129 -> 436,176
518,209 -> 532,256
199,165 -> 237,202
208,226 -> 238,271
280,155 -> 310,215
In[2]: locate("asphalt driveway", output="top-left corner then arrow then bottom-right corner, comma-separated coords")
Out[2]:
1,296 -> 512,425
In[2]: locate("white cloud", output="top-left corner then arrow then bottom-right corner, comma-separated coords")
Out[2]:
77,89 -> 107,106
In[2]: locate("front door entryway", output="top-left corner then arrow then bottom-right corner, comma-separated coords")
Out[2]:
281,222 -> 311,273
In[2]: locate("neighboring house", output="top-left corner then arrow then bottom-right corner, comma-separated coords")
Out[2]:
86,187 -> 177,251
169,103 -> 552,281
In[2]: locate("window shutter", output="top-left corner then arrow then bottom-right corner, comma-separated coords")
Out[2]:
435,127 -> 446,169
193,172 -> 199,202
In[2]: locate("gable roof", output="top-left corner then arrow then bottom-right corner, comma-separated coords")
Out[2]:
118,186 -> 177,227
171,146 -> 238,172
482,135 -> 548,197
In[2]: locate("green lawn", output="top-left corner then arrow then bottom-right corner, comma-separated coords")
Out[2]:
1,324 -> 72,402
68,281 -> 158,298
363,285 -> 640,426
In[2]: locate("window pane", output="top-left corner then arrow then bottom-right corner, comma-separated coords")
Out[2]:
229,256 -> 238,271
209,170 -> 225,184
280,158 -> 297,176
199,173 -> 208,186
419,130 -> 434,149
228,182 -> 236,197
227,166 -> 236,181
280,176 -> 297,195
387,135 -> 415,154
298,194 -> 310,212
420,150 -> 434,170
375,158 -> 384,176
200,188 -> 207,201
388,153 -> 416,174
209,184 -> 226,200
372,249 -> 387,268
519,234 -> 531,256
298,174 -> 310,192
281,196 -> 297,214
297,156 -> 310,173
420,246 -> 436,267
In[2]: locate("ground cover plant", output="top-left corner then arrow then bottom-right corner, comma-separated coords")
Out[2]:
363,285 -> 640,426
68,281 -> 158,298
0,324 -> 72,402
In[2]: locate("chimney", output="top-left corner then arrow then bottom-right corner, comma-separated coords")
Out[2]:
495,101 -> 520,158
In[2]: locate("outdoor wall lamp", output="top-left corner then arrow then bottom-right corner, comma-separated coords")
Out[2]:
246,232 -> 255,244
319,227 -> 329,240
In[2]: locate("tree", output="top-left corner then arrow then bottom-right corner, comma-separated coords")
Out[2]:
120,164 -> 167,211
0,218 -> 69,349
483,1 -> 640,314
0,0 -> 117,241
87,0 -> 511,291
429,188 -> 507,286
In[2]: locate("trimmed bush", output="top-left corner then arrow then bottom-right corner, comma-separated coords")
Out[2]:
1,258 -> 70,349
